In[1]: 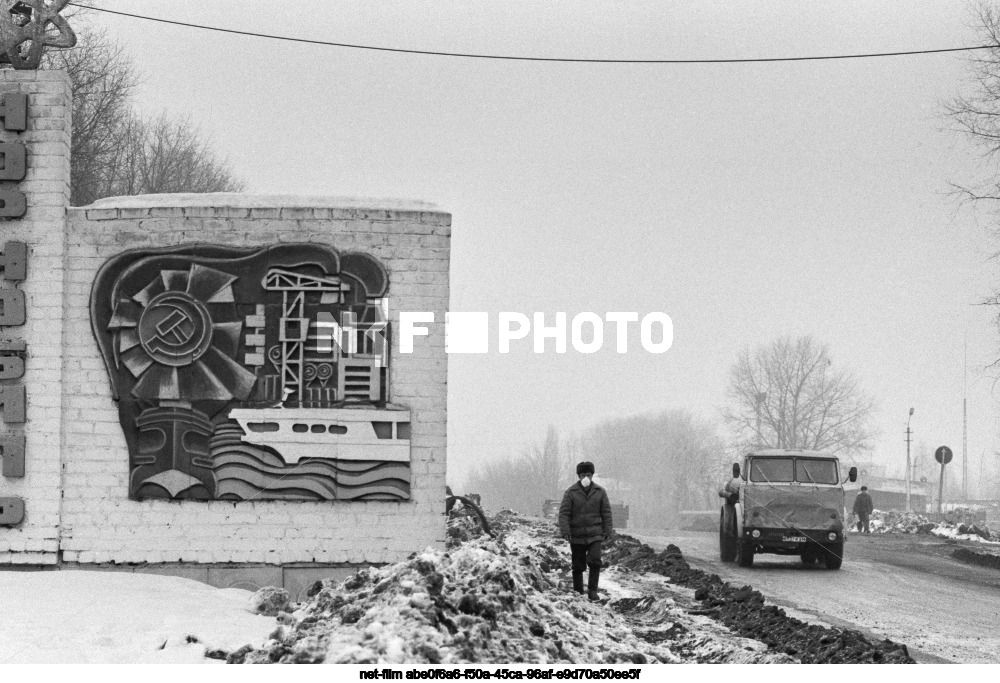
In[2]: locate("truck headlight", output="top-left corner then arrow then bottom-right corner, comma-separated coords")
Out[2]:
827,532 -> 837,541
751,530 -> 760,539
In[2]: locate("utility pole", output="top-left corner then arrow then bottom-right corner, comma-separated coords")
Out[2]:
963,398 -> 968,501
963,334 -> 968,502
905,408 -> 914,512
755,392 -> 766,448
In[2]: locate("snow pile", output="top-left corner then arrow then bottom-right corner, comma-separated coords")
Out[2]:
234,511 -> 912,665
868,510 -> 936,535
930,523 -> 999,544
865,510 -> 998,542
87,193 -> 441,212
238,522 -> 682,664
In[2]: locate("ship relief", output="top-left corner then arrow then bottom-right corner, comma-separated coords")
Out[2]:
90,244 -> 410,502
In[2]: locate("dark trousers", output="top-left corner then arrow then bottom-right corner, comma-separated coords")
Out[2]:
570,540 -> 602,571
856,513 -> 870,533
570,541 -> 602,593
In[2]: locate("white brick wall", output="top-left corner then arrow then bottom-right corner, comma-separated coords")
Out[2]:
0,70 -> 451,567
0,71 -> 71,566
57,200 -> 450,565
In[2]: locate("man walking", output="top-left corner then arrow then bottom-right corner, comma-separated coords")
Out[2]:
853,486 -> 874,534
558,461 -> 613,601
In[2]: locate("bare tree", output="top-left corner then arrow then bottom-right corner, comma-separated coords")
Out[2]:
944,3 -> 1000,210
462,425 -> 573,515
940,2 -> 1000,372
43,25 -> 137,205
582,409 -> 729,526
523,425 -> 570,498
462,413 -> 729,525
120,113 -> 245,196
723,336 -> 877,458
43,23 -> 243,205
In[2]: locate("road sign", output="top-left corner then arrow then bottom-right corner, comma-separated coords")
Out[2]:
935,446 -> 953,465
936,445 -> 953,515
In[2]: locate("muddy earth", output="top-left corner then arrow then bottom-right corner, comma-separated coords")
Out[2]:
602,533 -> 913,663
228,511 -> 912,664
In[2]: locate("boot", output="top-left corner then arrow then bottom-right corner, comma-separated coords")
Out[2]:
587,563 -> 601,601
572,571 -> 584,594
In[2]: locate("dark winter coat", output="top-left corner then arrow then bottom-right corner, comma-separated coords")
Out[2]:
852,491 -> 874,516
558,480 -> 613,545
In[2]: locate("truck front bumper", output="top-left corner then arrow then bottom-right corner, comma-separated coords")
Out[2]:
742,527 -> 843,553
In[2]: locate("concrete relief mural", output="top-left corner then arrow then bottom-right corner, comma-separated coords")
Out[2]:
90,244 -> 410,502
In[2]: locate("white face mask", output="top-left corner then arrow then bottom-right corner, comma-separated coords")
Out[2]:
581,477 -> 592,487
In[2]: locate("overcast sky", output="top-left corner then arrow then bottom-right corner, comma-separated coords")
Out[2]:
82,1 -> 1000,494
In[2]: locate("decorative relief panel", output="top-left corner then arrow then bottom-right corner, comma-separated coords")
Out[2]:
90,244 -> 409,502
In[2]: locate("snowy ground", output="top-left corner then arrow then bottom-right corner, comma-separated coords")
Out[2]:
0,570 -> 276,664
0,524 -> 782,665
0,514 -> 917,665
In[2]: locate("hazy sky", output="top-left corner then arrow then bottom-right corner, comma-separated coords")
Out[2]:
83,1 -> 1000,493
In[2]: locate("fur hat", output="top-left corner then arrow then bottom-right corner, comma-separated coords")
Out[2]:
576,461 -> 595,475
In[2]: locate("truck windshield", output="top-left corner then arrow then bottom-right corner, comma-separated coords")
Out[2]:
748,457 -> 839,484
797,459 -> 838,485
749,458 -> 793,482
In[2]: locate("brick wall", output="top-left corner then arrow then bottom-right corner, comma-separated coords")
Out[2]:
0,68 -> 450,570
0,70 -> 71,565
57,197 -> 450,565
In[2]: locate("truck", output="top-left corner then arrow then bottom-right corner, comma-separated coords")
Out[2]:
719,449 -> 857,569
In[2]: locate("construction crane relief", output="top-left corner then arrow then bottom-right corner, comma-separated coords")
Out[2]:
250,265 -> 388,409
90,243 -> 410,502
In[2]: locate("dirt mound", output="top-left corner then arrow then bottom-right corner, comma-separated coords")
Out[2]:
868,510 -> 935,535
231,513 -> 913,664
952,547 -> 1000,570
602,533 -> 914,664
235,521 -> 684,664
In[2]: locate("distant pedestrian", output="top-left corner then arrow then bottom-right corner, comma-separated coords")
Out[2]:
853,486 -> 874,534
558,461 -> 613,602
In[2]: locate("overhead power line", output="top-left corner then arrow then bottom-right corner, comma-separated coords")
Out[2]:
70,3 -> 998,64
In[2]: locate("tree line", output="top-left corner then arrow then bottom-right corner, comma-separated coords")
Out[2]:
43,21 -> 243,206
462,335 -> 878,526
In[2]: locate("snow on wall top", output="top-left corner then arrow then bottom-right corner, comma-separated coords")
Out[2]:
84,193 -> 444,213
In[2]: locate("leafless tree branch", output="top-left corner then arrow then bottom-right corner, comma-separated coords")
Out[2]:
42,22 -> 243,205
722,336 -> 878,461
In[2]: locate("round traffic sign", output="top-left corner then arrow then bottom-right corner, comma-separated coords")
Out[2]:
935,446 -> 953,465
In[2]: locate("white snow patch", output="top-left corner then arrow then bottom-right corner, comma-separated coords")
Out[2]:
0,570 -> 276,663
930,525 -> 1000,545
500,528 -> 542,552
84,193 -> 442,212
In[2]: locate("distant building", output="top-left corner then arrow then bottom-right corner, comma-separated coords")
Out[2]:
847,462 -> 932,512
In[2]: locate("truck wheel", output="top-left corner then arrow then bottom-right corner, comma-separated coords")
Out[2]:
719,509 -> 737,562
822,540 -> 844,569
736,538 -> 754,567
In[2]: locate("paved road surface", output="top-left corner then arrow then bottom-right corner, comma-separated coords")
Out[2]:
632,528 -> 1000,664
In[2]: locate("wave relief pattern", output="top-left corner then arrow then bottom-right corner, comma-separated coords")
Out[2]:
210,421 -> 411,501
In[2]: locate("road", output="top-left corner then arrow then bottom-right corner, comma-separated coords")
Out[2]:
632,528 -> 1000,664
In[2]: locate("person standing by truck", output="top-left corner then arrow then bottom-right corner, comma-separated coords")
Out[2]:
559,461 -> 613,601
853,486 -> 874,534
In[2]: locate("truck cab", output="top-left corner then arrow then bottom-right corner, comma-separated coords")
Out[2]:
719,449 -> 857,569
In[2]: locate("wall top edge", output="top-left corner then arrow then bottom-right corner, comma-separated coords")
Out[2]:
79,193 -> 447,214
0,68 -> 71,83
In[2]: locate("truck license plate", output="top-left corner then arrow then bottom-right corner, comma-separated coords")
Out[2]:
782,536 -> 807,543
